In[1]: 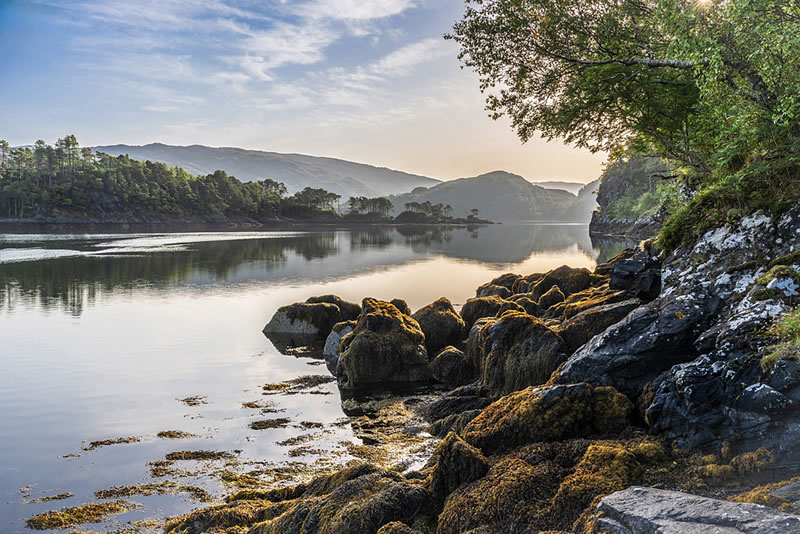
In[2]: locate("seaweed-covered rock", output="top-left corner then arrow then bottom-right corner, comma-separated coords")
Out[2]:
537,285 -> 566,311
390,299 -> 412,316
594,486 -> 800,534
555,285 -> 720,397
264,295 -> 361,342
323,320 -> 356,374
467,311 -> 568,395
424,432 -> 488,503
530,265 -> 593,300
429,409 -> 484,438
376,522 -> 423,534
462,383 -> 632,455
338,298 -> 429,391
509,295 -> 539,316
459,296 -> 523,331
557,299 -> 641,353
475,283 -> 511,299
562,285 -> 631,319
488,272 -> 522,291
411,298 -> 466,355
512,273 -> 545,294
248,464 -> 433,534
429,346 -> 474,387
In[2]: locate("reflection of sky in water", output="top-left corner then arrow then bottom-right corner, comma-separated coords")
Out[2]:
0,226 -> 634,532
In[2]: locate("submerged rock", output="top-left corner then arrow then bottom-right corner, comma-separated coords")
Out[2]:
337,298 -> 429,391
594,486 -> 800,534
264,295 -> 361,342
467,311 -> 568,396
411,297 -> 466,355
462,383 -> 632,455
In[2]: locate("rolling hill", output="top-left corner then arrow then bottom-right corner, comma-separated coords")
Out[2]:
94,143 -> 441,199
391,171 -> 598,223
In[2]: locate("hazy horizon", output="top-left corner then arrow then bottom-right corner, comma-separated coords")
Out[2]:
1,0 -> 606,184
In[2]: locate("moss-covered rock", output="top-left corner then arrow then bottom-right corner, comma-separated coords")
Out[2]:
264,294 -> 361,342
467,311 -> 568,396
338,298 -> 429,391
390,299 -> 412,316
459,296 -> 523,331
429,346 -> 475,387
512,273 -> 545,294
537,285 -> 566,311
557,299 -> 641,353
562,285 -> 631,319
530,266 -> 593,300
376,522 -> 424,534
424,432 -> 488,504
462,383 -> 632,455
475,283 -> 512,299
508,294 -> 539,316
412,297 -> 466,355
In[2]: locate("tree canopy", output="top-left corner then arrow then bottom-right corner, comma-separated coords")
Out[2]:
448,0 -> 800,173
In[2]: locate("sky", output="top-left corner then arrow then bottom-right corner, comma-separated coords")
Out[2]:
0,0 -> 606,183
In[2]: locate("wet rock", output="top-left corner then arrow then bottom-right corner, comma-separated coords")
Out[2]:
608,249 -> 662,300
530,265 -> 593,300
264,295 -> 361,342
428,409 -> 484,438
594,249 -> 637,276
424,432 -> 488,503
468,311 -> 568,396
338,298 -> 429,391
475,283 -> 511,299
462,383 -> 632,455
555,285 -> 720,397
429,347 -> 475,387
323,321 -> 356,374
411,297 -> 466,355
556,299 -> 641,353
422,395 -> 492,422
537,285 -> 565,311
459,296 -> 523,331
594,486 -> 800,534
390,299 -> 412,316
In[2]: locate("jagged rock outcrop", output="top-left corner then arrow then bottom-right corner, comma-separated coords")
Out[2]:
593,486 -> 800,534
608,248 -> 662,300
264,294 -> 361,342
467,311 -> 568,396
411,298 -> 466,355
554,285 -> 720,397
337,298 -> 429,391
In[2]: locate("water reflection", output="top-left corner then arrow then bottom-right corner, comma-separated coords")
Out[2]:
0,225 -> 634,316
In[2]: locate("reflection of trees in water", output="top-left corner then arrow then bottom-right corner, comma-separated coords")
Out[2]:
590,235 -> 639,264
349,229 -> 393,250
395,226 -> 454,248
0,234 -> 339,315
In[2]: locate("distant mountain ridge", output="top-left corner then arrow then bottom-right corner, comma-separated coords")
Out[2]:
94,143 -> 441,199
391,171 -> 598,223
535,181 -> 588,196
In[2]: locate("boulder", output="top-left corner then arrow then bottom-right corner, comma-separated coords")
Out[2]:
264,295 -> 361,342
412,297 -> 466,355
563,285 -> 631,319
530,265 -> 593,300
554,285 -> 720,397
467,311 -> 569,396
537,285 -> 565,311
475,283 -> 511,299
556,299 -> 641,353
462,383 -> 632,455
337,298 -> 429,391
323,321 -> 356,374
594,249 -> 637,276
376,523 -> 423,534
487,273 -> 521,291
390,298 -> 412,316
508,295 -> 539,316
511,273 -> 545,294
594,486 -> 800,534
428,409 -> 484,438
424,432 -> 488,503
429,346 -> 475,387
459,296 -> 523,331
608,249 -> 662,300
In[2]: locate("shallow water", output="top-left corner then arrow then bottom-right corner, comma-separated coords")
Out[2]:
0,224 -> 633,532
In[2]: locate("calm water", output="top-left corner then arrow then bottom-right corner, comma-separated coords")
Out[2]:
0,224 -> 631,533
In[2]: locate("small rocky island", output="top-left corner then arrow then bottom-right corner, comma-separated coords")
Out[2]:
168,208 -> 800,534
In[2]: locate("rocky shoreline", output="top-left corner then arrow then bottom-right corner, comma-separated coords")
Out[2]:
167,207 -> 800,533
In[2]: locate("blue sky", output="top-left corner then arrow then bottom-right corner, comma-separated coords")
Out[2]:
0,0 -> 604,182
